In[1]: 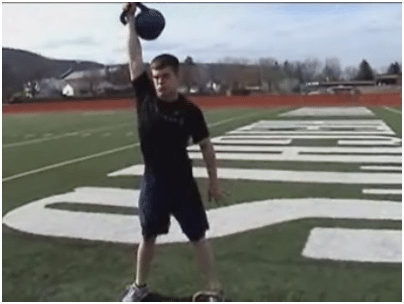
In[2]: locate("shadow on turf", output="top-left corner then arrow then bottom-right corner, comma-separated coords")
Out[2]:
142,292 -> 192,301
120,291 -> 228,302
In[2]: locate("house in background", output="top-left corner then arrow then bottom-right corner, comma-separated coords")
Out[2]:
24,65 -> 132,99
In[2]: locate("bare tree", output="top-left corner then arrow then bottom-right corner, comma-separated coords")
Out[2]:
343,66 -> 359,81
322,57 -> 342,81
180,56 -> 203,93
303,58 -> 322,82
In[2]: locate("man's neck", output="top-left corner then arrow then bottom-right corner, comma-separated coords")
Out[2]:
159,92 -> 179,103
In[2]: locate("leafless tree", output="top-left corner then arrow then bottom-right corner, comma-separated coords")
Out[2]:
322,57 -> 342,81
343,66 -> 359,81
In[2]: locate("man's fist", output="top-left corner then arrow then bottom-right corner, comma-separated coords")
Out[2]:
121,3 -> 137,25
124,2 -> 137,15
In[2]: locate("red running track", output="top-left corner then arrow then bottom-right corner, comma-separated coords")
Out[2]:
2,93 -> 401,114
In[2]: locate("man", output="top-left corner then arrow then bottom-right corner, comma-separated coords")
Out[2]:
121,3 -> 226,302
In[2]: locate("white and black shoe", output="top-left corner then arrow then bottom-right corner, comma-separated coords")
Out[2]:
192,290 -> 227,302
121,283 -> 150,302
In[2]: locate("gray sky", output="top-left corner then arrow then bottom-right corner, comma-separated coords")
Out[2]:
2,2 -> 402,72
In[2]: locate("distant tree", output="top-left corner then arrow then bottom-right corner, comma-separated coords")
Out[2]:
181,56 -> 208,93
258,57 -> 285,92
321,57 -> 342,81
343,66 -> 359,81
221,57 -> 250,65
356,60 -> 374,80
294,62 -> 305,84
387,62 -> 401,74
259,57 -> 277,68
184,56 -> 195,66
283,60 -> 293,77
303,58 -> 322,82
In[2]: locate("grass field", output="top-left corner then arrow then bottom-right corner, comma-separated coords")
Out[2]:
2,105 -> 402,301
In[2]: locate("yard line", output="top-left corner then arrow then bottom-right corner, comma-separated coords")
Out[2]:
360,165 -> 402,171
3,112 -> 258,148
383,106 -> 402,114
362,188 -> 402,195
2,144 -> 139,182
3,122 -> 134,148
3,113 -> 256,182
109,164 -> 402,185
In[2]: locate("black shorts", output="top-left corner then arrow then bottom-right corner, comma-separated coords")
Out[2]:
138,169 -> 209,242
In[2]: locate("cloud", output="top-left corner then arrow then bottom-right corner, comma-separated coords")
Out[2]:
2,3 -> 401,70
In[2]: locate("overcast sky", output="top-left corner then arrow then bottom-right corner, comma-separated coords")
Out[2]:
2,2 -> 402,72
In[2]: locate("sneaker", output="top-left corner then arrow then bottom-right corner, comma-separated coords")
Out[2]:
121,283 -> 150,302
192,290 -> 226,302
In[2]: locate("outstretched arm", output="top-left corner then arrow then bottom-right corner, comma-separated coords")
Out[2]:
125,3 -> 145,81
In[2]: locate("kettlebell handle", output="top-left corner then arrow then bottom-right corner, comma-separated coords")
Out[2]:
136,2 -> 149,11
120,2 -> 149,25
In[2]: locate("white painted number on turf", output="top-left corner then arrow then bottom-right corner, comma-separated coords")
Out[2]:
3,107 -> 402,263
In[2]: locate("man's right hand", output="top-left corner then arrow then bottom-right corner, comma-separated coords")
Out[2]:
123,2 -> 137,17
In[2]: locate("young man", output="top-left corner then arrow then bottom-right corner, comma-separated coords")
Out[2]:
121,3 -> 226,302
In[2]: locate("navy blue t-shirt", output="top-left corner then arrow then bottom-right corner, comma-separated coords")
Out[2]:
132,72 -> 209,175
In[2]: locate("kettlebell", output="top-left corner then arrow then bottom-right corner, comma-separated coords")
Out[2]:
120,2 -> 165,41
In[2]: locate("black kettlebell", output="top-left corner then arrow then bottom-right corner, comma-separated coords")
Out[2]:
120,2 -> 165,41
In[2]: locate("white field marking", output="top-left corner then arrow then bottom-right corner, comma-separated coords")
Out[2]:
279,107 -> 375,117
231,126 -> 388,131
2,190 -> 401,246
362,188 -> 402,195
2,144 -> 139,182
230,119 -> 391,133
2,122 -> 134,148
234,121 -> 261,131
187,145 -> 402,154
188,152 -> 402,164
217,134 -> 400,140
383,106 -> 402,114
126,132 -> 134,136
211,138 -> 292,145
224,130 -> 395,135
302,228 -> 401,263
82,110 -> 117,115
102,132 -> 111,137
338,139 -> 402,146
24,134 -> 36,138
6,113 -> 40,118
2,114 -> 257,182
108,164 -> 401,185
81,133 -> 91,137
360,166 -> 402,171
249,119 -> 385,125
43,133 -> 53,137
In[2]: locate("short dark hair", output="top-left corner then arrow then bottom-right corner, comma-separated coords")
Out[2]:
150,54 -> 179,75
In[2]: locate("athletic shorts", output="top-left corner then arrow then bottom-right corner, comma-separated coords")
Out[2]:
138,169 -> 209,242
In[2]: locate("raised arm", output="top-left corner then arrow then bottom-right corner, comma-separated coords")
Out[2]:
125,3 -> 145,81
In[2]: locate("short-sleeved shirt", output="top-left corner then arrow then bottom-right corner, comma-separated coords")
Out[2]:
132,72 -> 209,177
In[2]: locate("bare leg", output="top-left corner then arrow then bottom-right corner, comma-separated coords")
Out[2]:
135,236 -> 157,286
192,237 -> 222,291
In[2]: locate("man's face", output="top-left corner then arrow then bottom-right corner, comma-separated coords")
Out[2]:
151,66 -> 179,102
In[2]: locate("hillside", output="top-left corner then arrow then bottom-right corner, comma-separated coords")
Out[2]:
2,47 -> 105,101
